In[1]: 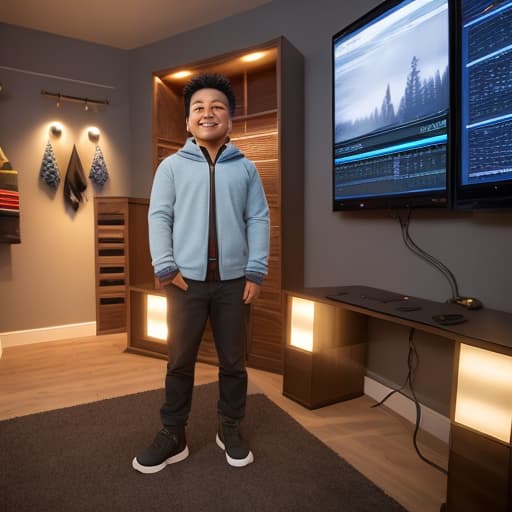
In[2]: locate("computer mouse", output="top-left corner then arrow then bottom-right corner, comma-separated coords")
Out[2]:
432,314 -> 466,325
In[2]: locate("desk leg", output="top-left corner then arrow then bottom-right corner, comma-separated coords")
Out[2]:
282,295 -> 367,409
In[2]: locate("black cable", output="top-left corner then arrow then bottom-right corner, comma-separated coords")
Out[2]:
391,208 -> 461,301
372,327 -> 448,475
401,209 -> 460,299
399,209 -> 458,298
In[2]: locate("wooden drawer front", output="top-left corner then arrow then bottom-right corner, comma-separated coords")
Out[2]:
97,301 -> 126,333
97,255 -> 125,266
98,265 -> 127,281
97,284 -> 126,296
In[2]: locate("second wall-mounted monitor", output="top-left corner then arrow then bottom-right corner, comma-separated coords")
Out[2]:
332,0 -> 452,210
454,0 -> 512,210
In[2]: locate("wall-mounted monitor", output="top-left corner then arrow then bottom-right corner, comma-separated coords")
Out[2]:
454,0 -> 512,210
332,0 -> 451,210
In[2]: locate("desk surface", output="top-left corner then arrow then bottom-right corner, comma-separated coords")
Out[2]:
285,285 -> 512,354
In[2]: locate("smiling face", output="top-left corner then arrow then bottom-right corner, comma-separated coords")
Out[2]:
186,88 -> 232,156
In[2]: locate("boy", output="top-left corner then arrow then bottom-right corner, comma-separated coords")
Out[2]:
132,73 -> 270,473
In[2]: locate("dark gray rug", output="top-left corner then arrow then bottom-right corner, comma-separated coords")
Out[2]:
0,383 -> 406,511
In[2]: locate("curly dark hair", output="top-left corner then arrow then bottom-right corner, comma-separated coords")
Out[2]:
183,73 -> 236,117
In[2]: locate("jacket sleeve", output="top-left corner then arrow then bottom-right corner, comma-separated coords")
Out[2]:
244,161 -> 270,277
148,159 -> 178,276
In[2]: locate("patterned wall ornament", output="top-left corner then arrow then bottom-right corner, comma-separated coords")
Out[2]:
39,140 -> 61,189
89,145 -> 109,186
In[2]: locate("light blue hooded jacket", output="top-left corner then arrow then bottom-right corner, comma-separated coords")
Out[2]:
148,138 -> 270,282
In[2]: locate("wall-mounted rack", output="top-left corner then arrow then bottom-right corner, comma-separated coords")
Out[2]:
41,89 -> 109,109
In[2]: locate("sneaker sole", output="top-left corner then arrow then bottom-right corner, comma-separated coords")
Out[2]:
215,433 -> 254,467
132,445 -> 189,474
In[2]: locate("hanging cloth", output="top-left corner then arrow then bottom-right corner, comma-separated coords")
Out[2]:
64,144 -> 87,211
39,140 -> 61,189
89,145 -> 109,186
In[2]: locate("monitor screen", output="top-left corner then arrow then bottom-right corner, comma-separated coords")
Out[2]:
455,0 -> 512,209
332,0 -> 451,210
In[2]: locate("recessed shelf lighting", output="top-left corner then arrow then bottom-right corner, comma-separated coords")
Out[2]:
169,70 -> 193,79
241,51 -> 265,62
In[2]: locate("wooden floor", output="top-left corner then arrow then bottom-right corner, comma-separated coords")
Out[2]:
0,333 -> 448,512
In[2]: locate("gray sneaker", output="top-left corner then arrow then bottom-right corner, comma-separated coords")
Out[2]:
216,415 -> 254,467
132,427 -> 189,474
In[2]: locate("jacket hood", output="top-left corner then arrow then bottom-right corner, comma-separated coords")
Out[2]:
176,137 -> 244,163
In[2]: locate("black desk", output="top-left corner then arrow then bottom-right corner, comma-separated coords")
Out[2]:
283,286 -> 511,512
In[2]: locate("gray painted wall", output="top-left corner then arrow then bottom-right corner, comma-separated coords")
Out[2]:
1,0 -> 511,414
0,23 -> 131,331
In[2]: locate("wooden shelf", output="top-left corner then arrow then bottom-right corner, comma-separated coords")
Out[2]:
94,197 -> 153,335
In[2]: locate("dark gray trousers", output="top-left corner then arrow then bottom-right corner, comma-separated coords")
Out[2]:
160,277 -> 249,427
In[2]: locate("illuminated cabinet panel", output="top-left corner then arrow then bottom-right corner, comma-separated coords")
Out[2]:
283,293 -> 368,409
447,343 -> 512,512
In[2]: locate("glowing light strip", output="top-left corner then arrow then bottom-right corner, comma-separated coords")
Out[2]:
464,1 -> 512,28
335,135 -> 446,165
467,112 -> 512,129
466,43 -> 512,68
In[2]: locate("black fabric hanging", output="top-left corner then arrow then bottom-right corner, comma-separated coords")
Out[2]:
63,144 -> 87,211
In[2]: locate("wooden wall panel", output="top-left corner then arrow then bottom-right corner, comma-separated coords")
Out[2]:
233,133 -> 278,161
247,66 -> 277,114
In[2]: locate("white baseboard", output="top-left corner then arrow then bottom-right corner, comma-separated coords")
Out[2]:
0,322 -> 97,350
364,376 -> 450,444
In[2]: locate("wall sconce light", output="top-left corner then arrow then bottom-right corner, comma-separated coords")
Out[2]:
49,122 -> 63,137
289,297 -> 315,352
454,343 -> 512,443
146,294 -> 167,340
88,126 -> 100,142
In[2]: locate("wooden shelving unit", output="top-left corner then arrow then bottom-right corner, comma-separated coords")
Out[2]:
94,197 -> 153,335
94,198 -> 129,334
128,37 -> 304,373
